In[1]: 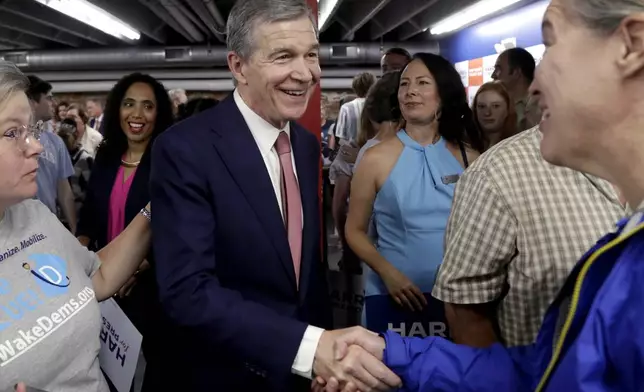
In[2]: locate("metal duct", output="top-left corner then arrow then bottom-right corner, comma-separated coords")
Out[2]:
35,67 -> 381,81
1,42 -> 438,71
49,77 -> 355,92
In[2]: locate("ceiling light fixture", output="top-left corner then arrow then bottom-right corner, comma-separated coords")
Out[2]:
429,0 -> 522,36
319,0 -> 339,30
33,0 -> 140,41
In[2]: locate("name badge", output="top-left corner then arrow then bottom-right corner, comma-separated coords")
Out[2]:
441,174 -> 460,184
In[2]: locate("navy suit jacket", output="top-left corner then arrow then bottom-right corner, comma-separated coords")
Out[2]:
150,94 -> 332,391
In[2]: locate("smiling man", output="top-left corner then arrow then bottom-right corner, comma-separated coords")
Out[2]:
149,0 -> 400,391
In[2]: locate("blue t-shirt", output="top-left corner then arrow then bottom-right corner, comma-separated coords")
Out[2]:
35,132 -> 74,214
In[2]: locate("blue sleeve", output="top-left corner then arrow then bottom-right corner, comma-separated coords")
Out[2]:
54,134 -> 74,179
603,239 -> 644,390
383,331 -> 538,392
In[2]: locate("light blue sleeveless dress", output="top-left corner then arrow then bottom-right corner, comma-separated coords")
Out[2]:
364,130 -> 465,338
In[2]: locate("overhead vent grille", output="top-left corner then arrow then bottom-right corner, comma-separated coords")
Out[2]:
330,45 -> 361,59
165,47 -> 191,61
2,53 -> 28,67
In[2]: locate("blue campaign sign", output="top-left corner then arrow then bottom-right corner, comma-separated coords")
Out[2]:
364,293 -> 450,338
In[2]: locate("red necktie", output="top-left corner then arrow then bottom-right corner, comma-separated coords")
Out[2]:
275,131 -> 302,286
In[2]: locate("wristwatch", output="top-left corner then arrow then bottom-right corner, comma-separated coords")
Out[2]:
140,207 -> 151,221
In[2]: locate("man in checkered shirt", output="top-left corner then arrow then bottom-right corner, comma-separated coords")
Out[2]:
432,126 -> 627,347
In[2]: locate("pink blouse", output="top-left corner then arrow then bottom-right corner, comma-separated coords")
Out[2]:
107,166 -> 137,243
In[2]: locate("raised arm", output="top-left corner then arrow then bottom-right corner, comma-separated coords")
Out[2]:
92,204 -> 151,301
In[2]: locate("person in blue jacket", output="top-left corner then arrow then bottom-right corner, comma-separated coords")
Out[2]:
314,0 -> 644,390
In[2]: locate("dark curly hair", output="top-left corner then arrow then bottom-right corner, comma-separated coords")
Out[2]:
96,73 -> 173,164
409,53 -> 485,153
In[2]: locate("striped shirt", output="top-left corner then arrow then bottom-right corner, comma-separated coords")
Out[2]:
432,127 -> 627,346
335,98 -> 365,142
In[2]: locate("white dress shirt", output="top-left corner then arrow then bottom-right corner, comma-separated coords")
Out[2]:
80,125 -> 103,157
233,90 -> 324,379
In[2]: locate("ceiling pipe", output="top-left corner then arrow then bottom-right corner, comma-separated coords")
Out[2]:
1,42 -> 437,71
160,0 -> 204,42
169,0 -> 210,37
185,0 -> 226,42
50,77 -> 356,93
137,0 -> 194,42
35,67 -> 382,81
202,0 -> 226,27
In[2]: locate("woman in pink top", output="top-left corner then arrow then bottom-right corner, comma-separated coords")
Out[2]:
76,73 -> 175,392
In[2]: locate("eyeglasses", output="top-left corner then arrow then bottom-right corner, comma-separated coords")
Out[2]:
2,122 -> 44,152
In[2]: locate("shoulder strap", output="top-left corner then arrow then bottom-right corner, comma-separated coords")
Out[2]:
458,141 -> 469,168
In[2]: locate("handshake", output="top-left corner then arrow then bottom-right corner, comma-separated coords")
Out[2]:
311,327 -> 402,392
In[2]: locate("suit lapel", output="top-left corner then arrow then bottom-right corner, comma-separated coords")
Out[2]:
210,96 -> 297,288
290,123 -> 317,300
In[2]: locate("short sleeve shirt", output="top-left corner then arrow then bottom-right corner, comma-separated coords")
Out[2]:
432,127 -> 627,346
0,199 -> 107,391
35,132 -> 74,213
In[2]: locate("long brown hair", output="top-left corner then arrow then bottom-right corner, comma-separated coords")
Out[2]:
356,71 -> 402,147
472,81 -> 518,149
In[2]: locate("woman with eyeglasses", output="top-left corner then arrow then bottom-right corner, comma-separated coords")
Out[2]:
0,61 -> 150,391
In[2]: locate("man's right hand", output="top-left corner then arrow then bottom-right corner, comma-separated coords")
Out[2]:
313,328 -> 401,392
331,327 -> 387,361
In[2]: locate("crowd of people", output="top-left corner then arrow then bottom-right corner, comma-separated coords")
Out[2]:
1,0 -> 644,391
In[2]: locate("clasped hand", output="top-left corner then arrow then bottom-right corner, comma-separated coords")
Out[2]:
312,327 -> 401,392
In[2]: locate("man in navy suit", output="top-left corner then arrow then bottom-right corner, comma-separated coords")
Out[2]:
150,0 -> 401,390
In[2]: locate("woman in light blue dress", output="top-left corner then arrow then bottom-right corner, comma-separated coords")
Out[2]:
346,53 -> 485,338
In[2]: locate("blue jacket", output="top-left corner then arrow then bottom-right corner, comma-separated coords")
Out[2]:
383,213 -> 644,391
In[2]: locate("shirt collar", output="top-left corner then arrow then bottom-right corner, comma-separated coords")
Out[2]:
233,89 -> 290,156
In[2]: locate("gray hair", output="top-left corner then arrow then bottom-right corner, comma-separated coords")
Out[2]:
0,61 -> 28,108
168,88 -> 186,100
226,0 -> 318,60
571,0 -> 644,35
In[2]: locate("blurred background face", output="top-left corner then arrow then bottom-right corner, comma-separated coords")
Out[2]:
398,59 -> 441,125
531,0 -> 620,171
235,16 -> 320,129
33,92 -> 54,122
85,100 -> 101,117
65,108 -> 86,139
492,53 -> 516,87
174,90 -> 188,106
119,82 -> 157,145
381,53 -> 409,74
0,92 -> 43,204
476,90 -> 509,134
57,103 -> 68,121
57,119 -> 78,151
